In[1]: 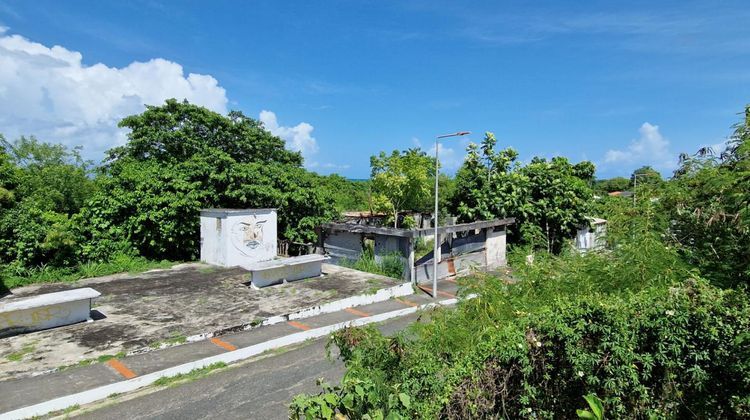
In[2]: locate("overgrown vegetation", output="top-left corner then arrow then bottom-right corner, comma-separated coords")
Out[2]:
370,149 -> 434,228
291,228 -> 750,418
291,107 -> 750,418
450,132 -> 594,253
340,241 -> 405,279
0,100 -> 340,289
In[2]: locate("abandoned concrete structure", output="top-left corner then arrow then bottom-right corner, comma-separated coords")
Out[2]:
199,208 -> 325,287
200,208 -> 279,266
575,217 -> 607,252
319,218 -> 515,283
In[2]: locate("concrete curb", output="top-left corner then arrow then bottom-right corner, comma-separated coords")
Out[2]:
1,295 -> 457,420
183,282 -> 414,343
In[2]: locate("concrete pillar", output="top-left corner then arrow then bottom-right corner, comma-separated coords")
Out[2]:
485,227 -> 507,268
406,237 -> 415,283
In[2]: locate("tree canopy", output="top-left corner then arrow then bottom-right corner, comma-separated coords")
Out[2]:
451,132 -> 593,253
84,99 -> 335,260
370,148 -> 434,227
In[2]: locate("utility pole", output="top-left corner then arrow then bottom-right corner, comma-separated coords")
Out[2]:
433,131 -> 470,298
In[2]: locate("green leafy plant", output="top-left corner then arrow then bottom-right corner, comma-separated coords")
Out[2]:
577,394 -> 604,420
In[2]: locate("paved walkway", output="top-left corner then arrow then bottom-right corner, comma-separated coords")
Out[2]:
0,279 -> 461,418
75,314 -> 423,420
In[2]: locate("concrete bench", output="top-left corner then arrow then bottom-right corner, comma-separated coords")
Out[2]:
243,254 -> 327,288
0,288 -> 100,337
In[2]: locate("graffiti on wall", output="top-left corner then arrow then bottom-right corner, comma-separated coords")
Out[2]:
231,216 -> 267,255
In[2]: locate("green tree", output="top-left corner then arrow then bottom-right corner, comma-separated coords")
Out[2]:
0,135 -> 95,268
631,165 -> 662,186
520,156 -> 593,253
370,148 -> 434,227
662,105 -> 750,287
451,132 -> 529,222
83,99 -> 335,261
594,177 -> 631,193
319,175 -> 370,213
451,132 -> 593,253
0,135 -> 18,207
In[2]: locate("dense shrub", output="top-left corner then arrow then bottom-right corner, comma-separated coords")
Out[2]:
0,136 -> 95,270
291,277 -> 750,419
659,107 -> 750,287
289,209 -> 747,418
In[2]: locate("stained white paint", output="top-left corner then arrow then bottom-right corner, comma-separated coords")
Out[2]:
200,209 -> 277,267
243,254 -> 327,288
0,288 -> 99,333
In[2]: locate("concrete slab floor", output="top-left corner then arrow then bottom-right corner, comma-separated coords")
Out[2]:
0,285 -> 461,416
0,263 -> 402,380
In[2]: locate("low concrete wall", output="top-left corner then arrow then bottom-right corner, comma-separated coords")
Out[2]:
0,288 -> 100,337
243,254 -> 326,288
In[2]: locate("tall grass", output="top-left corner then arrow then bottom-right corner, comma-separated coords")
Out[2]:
1,253 -> 176,290
339,241 -> 405,279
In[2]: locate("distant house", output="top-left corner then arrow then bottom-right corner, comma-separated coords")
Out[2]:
576,217 -> 607,252
608,190 -> 634,198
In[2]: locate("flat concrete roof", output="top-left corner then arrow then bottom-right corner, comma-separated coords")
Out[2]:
323,218 -> 515,238
200,209 -> 277,217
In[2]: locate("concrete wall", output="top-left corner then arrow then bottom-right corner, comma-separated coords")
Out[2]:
485,227 -> 507,268
247,255 -> 325,288
200,209 -> 277,267
575,221 -> 607,252
323,231 -> 363,263
321,219 -> 514,283
414,252 -> 486,283
0,288 -> 99,336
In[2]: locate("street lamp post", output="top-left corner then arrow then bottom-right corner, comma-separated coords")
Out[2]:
433,131 -> 470,298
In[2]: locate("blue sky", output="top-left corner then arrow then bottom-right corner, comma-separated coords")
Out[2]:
0,0 -> 748,178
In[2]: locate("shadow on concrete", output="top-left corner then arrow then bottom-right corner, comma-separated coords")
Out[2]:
89,310 -> 107,321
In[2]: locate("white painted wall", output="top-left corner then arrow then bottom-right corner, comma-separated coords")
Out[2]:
0,288 -> 99,334
575,218 -> 607,252
485,227 -> 507,268
243,254 -> 326,287
200,209 -> 277,267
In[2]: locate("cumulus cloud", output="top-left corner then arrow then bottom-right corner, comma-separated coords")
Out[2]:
0,30 -> 228,157
413,136 -> 467,172
259,110 -> 319,160
604,122 -> 676,170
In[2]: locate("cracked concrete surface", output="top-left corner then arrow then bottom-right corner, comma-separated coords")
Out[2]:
0,263 -> 400,380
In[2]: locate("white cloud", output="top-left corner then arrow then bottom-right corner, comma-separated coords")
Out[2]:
604,122 -> 676,170
414,136 -> 467,172
0,30 -> 228,157
258,110 -> 319,161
